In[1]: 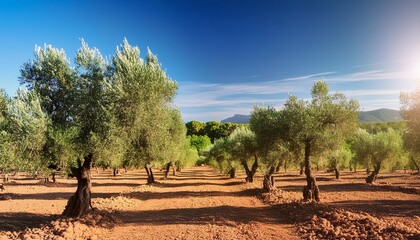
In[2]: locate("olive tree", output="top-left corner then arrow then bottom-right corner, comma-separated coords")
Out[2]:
7,89 -> 49,176
206,138 -> 236,177
20,41 -> 117,217
227,127 -> 259,182
327,143 -> 352,179
282,81 -> 359,201
0,90 -> 12,179
112,41 -> 178,184
401,87 -> 420,173
352,128 -> 405,183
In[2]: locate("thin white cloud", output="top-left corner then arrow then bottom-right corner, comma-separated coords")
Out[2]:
284,71 -> 337,81
176,68 -> 418,121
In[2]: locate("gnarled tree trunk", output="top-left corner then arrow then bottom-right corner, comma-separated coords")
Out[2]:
172,166 -> 176,176
275,161 -> 281,172
332,157 -> 340,179
241,155 -> 258,182
113,168 -> 118,177
229,168 -> 236,178
366,163 -> 380,184
145,163 -> 155,184
52,171 -> 56,183
303,142 -> 320,202
164,162 -> 172,179
63,154 -> 93,217
263,166 -> 275,191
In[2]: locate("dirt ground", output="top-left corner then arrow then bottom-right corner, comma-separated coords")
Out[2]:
0,167 -> 419,239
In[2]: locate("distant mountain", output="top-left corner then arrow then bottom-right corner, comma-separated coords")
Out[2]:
358,108 -> 402,123
221,108 -> 402,124
221,114 -> 251,124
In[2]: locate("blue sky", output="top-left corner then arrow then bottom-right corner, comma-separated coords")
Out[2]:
1,0 -> 420,122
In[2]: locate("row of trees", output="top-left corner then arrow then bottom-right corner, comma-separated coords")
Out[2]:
206,81 -> 420,202
0,40 -> 198,217
186,120 -> 243,143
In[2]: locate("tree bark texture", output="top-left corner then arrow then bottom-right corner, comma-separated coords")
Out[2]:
229,168 -> 236,178
335,168 -> 340,180
145,163 -> 155,184
241,155 -> 258,183
164,162 -> 172,179
62,153 -> 93,217
263,166 -> 275,192
275,161 -> 281,172
303,142 -> 320,202
52,171 -> 56,183
366,163 -> 380,184
332,157 -> 340,179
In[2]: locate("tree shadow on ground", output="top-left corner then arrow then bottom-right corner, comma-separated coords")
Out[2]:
125,188 -> 263,201
116,201 -> 328,227
2,191 -> 116,200
331,199 -> 420,218
0,212 -> 59,231
281,182 -> 420,195
155,181 -> 245,188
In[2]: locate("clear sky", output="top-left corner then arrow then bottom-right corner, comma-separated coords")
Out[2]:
1,0 -> 420,122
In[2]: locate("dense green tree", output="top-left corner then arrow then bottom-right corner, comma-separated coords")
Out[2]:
112,40 -> 178,184
186,120 -> 242,143
281,81 -> 359,201
401,87 -> 420,173
185,121 -> 205,136
7,89 -> 49,174
206,138 -> 236,177
20,45 -> 77,127
327,143 -> 352,179
189,134 -> 212,153
162,109 -> 188,178
360,121 -> 406,134
250,106 -> 293,191
21,40 -> 120,217
227,127 -> 259,182
0,90 -> 11,177
352,128 -> 405,183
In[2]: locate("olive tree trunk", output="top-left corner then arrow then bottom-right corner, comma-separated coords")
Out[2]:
52,171 -> 56,183
303,142 -> 320,202
241,155 -> 258,182
366,163 -> 380,184
332,157 -> 340,180
411,156 -> 420,174
164,162 -> 172,179
62,154 -> 93,217
229,168 -> 236,178
113,168 -> 118,177
275,161 -> 282,172
145,163 -> 155,184
263,166 -> 275,191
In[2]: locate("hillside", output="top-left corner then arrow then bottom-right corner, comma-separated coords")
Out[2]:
221,114 -> 251,124
221,108 -> 402,124
358,108 -> 402,123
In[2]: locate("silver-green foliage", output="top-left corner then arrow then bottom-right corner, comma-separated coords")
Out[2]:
351,128 -> 406,172
6,89 -> 48,172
